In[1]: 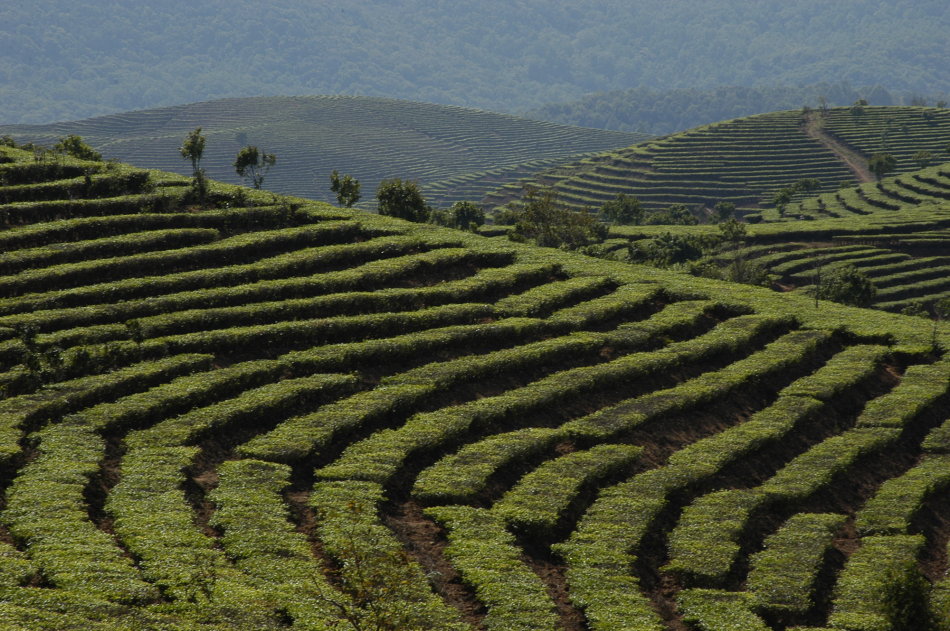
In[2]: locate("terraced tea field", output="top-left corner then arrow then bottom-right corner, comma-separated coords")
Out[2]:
0,146 -> 949,631
608,161 -> 950,314
485,106 -> 950,215
0,95 -> 645,210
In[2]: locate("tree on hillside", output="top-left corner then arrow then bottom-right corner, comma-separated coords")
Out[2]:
376,178 -> 430,222
441,201 -> 485,231
598,193 -> 643,225
632,232 -> 704,267
508,188 -> 607,249
180,128 -> 208,203
913,150 -> 934,169
795,178 -> 821,194
868,152 -> 897,181
234,146 -> 276,189
53,135 -> 101,161
643,203 -> 698,225
180,128 -> 205,177
815,265 -> 876,307
713,201 -> 736,223
772,187 -> 794,215
329,170 -> 361,207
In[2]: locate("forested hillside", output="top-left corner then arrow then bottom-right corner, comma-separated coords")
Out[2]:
1,1 -> 947,124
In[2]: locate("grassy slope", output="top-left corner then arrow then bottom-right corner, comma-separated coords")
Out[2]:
0,147 -> 948,630
0,95 -> 645,209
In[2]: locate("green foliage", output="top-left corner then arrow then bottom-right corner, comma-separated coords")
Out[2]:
598,193 -> 643,225
426,506 -> 560,631
376,178 -> 429,222
712,201 -> 736,222
52,135 -> 101,161
435,200 -> 486,231
329,169 -> 361,207
643,203 -> 698,225
233,145 -> 276,189
816,264 -> 877,307
508,188 -> 607,249
880,563 -> 940,631
179,128 -> 205,176
913,149 -> 935,168
868,152 -> 897,180
747,513 -> 847,615
631,232 -> 707,267
180,127 -> 208,203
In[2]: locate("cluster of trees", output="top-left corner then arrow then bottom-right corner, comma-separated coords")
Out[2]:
177,127 -> 278,204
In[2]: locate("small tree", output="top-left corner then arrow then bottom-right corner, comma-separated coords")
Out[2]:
634,232 -> 703,267
816,265 -> 876,307
509,188 -> 606,249
180,128 -> 208,203
868,152 -> 897,181
913,150 -> 935,169
712,201 -> 736,223
180,128 -> 206,177
598,193 -> 643,225
446,200 -> 485,231
772,187 -> 794,214
233,146 -> 276,189
794,178 -> 821,194
330,170 -> 361,207
644,203 -> 698,225
376,178 -> 429,222
54,135 -> 101,161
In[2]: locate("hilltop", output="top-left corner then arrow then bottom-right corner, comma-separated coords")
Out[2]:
0,143 -> 948,630
0,95 -> 644,209
525,83 -> 950,135
1,1 -> 947,124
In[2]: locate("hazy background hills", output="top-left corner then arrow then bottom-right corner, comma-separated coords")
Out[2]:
2,0 -> 947,124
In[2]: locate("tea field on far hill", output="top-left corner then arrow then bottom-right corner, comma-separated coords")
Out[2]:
486,106 -> 950,215
0,96 -> 645,210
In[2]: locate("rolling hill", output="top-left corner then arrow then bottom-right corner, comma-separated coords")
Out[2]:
485,105 -> 950,215
0,95 -> 645,210
0,142 -> 949,630
525,83 -> 950,135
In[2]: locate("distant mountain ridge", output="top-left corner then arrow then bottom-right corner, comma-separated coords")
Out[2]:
1,0 -> 947,123
0,95 -> 646,207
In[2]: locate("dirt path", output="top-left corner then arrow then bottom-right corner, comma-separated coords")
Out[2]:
802,111 -> 875,183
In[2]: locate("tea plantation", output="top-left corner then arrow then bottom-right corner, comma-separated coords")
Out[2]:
0,96 -> 645,210
486,106 -> 950,214
0,145 -> 949,631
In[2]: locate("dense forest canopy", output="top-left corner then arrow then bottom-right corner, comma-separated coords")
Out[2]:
1,0 -> 947,124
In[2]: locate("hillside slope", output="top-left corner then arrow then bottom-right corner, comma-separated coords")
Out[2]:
0,147 -> 948,630
0,95 -> 644,209
486,106 -> 950,214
